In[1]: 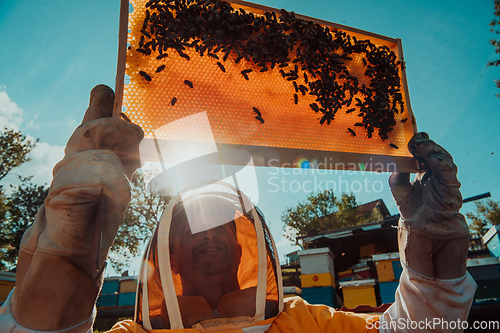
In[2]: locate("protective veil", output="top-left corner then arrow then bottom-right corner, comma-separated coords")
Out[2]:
135,182 -> 283,332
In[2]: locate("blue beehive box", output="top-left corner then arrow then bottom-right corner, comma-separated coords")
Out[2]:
118,292 -> 136,307
379,281 -> 399,304
483,225 -> 500,258
97,293 -> 118,307
302,286 -> 336,307
391,260 -> 403,280
101,278 -> 120,294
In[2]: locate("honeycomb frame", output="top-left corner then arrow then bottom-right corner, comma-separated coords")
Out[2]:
114,0 -> 418,172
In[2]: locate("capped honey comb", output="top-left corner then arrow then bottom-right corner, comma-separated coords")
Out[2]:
116,0 -> 417,172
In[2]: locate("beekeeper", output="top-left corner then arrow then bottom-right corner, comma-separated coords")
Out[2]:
0,85 -> 476,333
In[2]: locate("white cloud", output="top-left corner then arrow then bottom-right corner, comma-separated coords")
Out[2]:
67,118 -> 76,128
25,115 -> 40,130
0,86 -> 23,130
4,140 -> 65,187
0,87 -> 62,187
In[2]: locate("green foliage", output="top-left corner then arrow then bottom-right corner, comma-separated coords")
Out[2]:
466,199 -> 500,237
108,169 -> 172,273
0,178 -> 49,270
0,127 -> 170,273
488,0 -> 500,97
0,127 -> 37,181
281,190 -> 378,246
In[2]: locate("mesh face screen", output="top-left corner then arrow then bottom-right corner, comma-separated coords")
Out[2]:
119,0 -> 417,171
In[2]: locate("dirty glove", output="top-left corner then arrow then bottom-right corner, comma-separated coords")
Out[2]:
389,132 -> 470,280
8,85 -> 144,331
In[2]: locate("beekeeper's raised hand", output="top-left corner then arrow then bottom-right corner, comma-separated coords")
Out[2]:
389,132 -> 469,279
10,85 -> 144,331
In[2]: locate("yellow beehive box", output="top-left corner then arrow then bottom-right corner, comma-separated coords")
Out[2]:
300,272 -> 335,288
373,252 -> 400,282
340,279 -> 377,308
119,277 -> 138,294
359,243 -> 386,258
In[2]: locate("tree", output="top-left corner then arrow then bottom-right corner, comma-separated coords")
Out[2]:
0,178 -> 49,270
0,169 -> 172,273
466,199 -> 500,237
281,190 -> 378,247
0,126 -> 171,273
488,0 -> 500,97
108,169 -> 172,273
0,127 -> 38,181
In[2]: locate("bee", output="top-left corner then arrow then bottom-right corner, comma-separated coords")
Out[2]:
235,55 -> 243,63
136,48 -> 151,55
255,116 -> 265,123
252,107 -> 261,117
260,66 -> 268,72
184,80 -> 193,88
216,62 -> 226,72
310,103 -> 319,112
347,128 -> 356,136
293,93 -> 298,104
156,53 -> 168,60
179,52 -> 190,61
304,72 -> 308,84
390,143 -> 399,149
320,113 -> 333,125
208,53 -> 219,60
156,65 -> 166,73
292,81 -> 299,92
223,50 -> 231,61
241,72 -> 249,80
401,118 -> 408,123
120,112 -> 132,122
171,97 -> 177,106
139,70 -> 152,82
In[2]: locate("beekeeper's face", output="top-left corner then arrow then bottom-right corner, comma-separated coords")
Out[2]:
170,215 -> 242,279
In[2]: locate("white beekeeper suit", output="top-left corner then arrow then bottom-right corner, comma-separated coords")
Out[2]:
0,85 -> 476,333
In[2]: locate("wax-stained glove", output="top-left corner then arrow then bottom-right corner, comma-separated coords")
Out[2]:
389,132 -> 470,280
11,85 -> 144,330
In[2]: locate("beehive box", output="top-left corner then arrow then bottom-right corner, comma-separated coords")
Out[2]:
340,279 -> 378,308
0,272 -> 15,305
379,280 -> 399,304
300,272 -> 336,288
372,252 -> 402,282
466,257 -> 500,303
115,0 -> 417,172
483,225 -> 500,258
119,276 -> 138,293
338,269 -> 354,282
302,286 -> 337,307
283,286 -> 302,299
352,260 -> 377,280
298,248 -> 335,275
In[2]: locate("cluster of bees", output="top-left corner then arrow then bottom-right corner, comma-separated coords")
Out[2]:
134,0 -> 405,142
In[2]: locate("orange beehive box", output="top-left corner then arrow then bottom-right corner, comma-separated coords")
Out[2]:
115,0 -> 417,172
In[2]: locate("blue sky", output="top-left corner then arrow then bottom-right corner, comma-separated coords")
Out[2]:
1,0 -> 499,275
